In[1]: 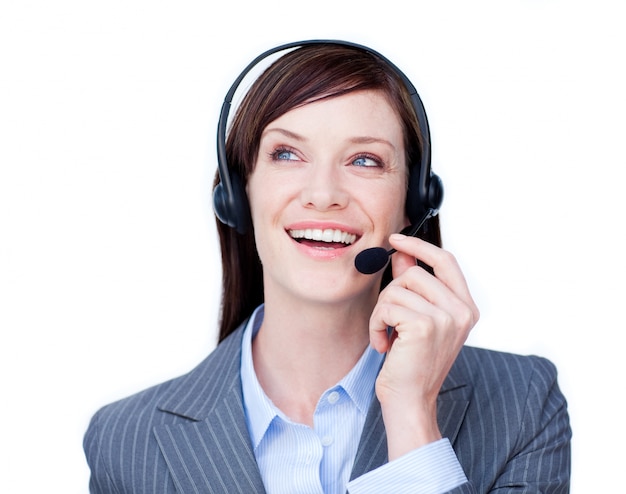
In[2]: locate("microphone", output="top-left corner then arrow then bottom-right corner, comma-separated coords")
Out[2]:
354,209 -> 434,274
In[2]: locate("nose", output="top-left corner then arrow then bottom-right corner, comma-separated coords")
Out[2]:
300,163 -> 349,212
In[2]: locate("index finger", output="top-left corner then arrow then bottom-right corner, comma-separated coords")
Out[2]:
389,233 -> 479,314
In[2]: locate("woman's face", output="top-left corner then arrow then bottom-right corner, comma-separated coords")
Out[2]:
246,89 -> 409,306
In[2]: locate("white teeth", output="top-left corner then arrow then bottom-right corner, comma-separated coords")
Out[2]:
289,228 -> 357,245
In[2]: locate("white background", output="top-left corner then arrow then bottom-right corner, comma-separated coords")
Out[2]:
1,1 -> 624,492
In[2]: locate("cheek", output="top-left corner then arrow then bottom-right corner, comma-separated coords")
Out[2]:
245,173 -> 266,224
247,175 -> 282,228
374,182 -> 409,229
246,174 -> 289,262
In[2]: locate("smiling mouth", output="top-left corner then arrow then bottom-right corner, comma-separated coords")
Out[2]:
288,228 -> 357,248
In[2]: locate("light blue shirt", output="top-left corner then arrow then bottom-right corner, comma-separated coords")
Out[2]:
241,305 -> 467,494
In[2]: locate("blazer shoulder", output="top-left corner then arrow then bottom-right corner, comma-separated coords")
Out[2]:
447,345 -> 567,426
85,322 -> 246,436
455,345 -> 559,387
83,325 -> 248,491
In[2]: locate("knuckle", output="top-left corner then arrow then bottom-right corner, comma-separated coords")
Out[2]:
438,311 -> 456,332
436,248 -> 457,267
411,313 -> 438,338
454,303 -> 478,337
370,301 -> 393,327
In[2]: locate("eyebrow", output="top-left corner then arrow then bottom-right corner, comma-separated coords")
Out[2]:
262,127 -> 306,141
348,136 -> 397,150
262,128 -> 397,150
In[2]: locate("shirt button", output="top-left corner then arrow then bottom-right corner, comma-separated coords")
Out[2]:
321,435 -> 334,447
327,391 -> 340,404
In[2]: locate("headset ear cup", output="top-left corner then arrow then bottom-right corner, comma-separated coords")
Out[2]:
406,167 -> 444,223
212,182 -> 231,227
212,172 -> 251,234
428,173 -> 444,213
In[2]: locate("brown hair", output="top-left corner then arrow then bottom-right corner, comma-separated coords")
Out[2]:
214,43 -> 441,342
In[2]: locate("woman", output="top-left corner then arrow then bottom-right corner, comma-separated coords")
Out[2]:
84,41 -> 571,493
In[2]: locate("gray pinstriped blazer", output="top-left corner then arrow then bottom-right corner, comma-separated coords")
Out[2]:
84,321 -> 571,493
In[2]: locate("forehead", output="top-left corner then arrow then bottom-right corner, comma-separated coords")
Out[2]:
263,90 -> 405,145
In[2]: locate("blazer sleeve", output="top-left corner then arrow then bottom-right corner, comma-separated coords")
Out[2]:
493,356 -> 571,492
83,408 -> 122,494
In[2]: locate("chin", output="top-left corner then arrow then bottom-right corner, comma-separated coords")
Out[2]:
295,268 -> 380,305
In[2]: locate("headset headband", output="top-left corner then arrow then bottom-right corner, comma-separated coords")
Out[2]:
214,39 -> 441,234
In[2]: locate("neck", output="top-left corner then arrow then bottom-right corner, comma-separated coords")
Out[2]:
251,294 -> 376,426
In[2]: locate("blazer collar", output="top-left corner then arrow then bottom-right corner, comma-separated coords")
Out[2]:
156,320 -> 248,421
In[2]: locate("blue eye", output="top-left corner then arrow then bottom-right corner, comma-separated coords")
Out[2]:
271,148 -> 299,161
352,155 -> 382,167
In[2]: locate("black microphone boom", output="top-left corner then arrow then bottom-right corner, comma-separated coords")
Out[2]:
354,209 -> 434,275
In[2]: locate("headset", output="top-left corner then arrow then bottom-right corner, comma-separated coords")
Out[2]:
212,39 -> 443,236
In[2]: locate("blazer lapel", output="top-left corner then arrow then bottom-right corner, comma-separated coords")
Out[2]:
350,352 -> 472,480
350,396 -> 387,479
436,360 -> 472,445
153,323 -> 267,494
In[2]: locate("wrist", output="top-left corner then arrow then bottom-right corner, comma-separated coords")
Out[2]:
379,397 -> 442,460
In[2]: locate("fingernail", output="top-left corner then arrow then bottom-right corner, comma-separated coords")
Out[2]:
390,233 -> 406,241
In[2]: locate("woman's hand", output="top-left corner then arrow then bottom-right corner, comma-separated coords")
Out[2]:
369,233 -> 480,460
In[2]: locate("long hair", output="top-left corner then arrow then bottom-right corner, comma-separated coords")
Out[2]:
214,43 -> 441,342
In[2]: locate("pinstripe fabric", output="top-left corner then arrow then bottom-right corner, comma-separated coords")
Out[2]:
84,321 -> 571,493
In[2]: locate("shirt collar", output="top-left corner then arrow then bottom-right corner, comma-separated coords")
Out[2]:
337,336 -> 384,416
240,304 -> 384,450
241,305 -> 276,451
